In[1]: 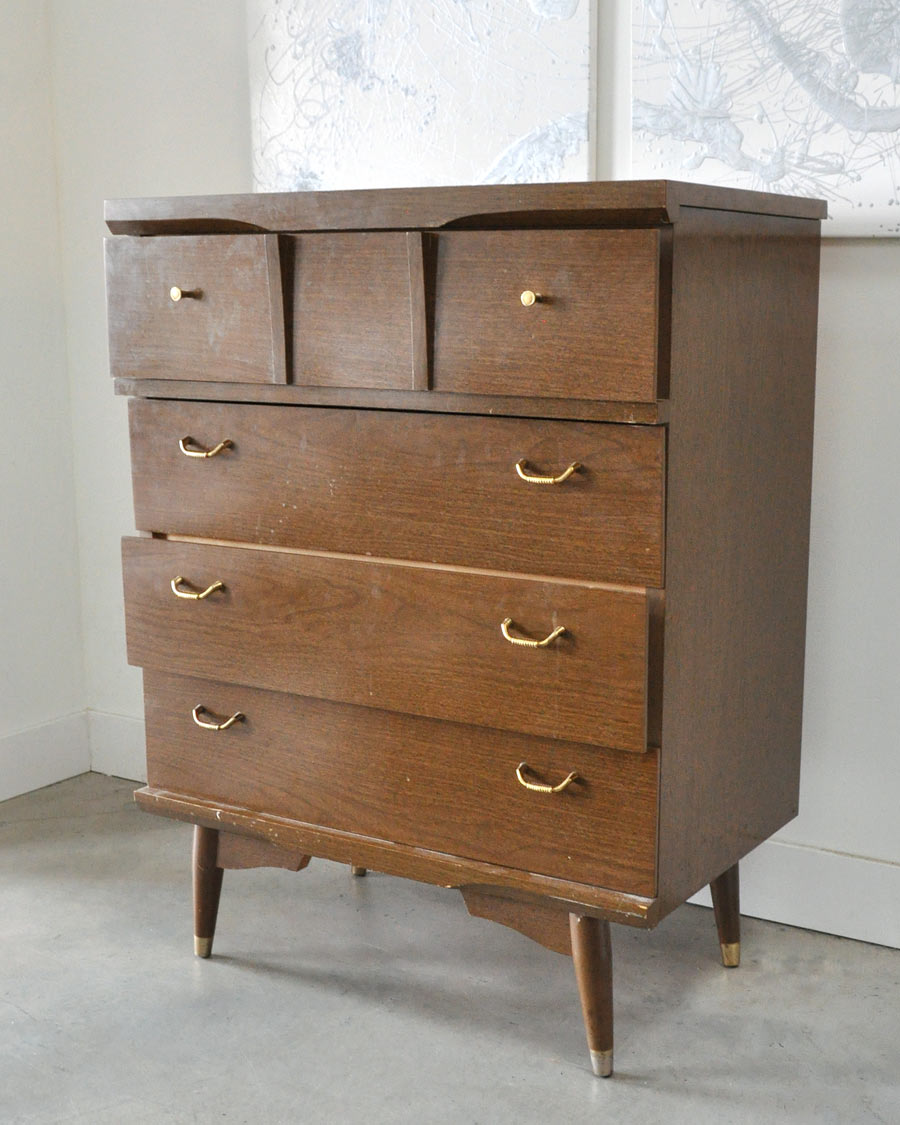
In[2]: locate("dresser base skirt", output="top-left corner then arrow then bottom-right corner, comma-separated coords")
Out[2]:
134,785 -> 659,926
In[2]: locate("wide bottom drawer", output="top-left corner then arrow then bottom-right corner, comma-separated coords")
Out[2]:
144,671 -> 659,897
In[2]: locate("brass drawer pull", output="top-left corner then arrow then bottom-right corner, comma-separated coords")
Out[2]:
171,575 -> 225,600
501,617 -> 566,648
516,762 -> 579,794
520,290 -> 544,306
179,436 -> 233,458
515,459 -> 581,485
192,705 -> 244,731
169,286 -> 202,302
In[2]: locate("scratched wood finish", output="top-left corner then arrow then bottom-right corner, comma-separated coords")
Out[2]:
432,230 -> 660,402
105,235 -> 285,383
136,785 -> 659,925
128,399 -> 666,585
123,537 -> 651,751
104,180 -> 827,237
142,671 -> 659,895
108,182 -> 823,1075
289,232 -> 414,390
654,207 -> 820,919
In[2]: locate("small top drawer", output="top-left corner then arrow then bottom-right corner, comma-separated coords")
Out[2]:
105,234 -> 286,383
288,232 -> 418,390
432,229 -> 663,402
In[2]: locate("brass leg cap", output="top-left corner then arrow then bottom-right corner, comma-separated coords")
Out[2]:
350,865 -> 367,877
194,936 -> 213,958
590,1049 -> 613,1078
721,941 -> 740,968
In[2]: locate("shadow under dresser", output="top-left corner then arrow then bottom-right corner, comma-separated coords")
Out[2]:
105,180 -> 824,1077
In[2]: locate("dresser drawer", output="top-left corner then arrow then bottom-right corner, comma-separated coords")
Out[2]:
129,400 -> 665,586
105,235 -> 286,383
123,537 -> 654,752
288,232 -> 416,390
143,671 -> 659,895
432,229 -> 663,402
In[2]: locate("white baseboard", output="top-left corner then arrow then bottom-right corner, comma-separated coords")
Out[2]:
690,837 -> 900,949
88,710 -> 147,782
0,712 -> 91,802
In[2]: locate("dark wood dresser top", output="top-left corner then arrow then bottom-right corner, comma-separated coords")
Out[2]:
106,179 -> 827,236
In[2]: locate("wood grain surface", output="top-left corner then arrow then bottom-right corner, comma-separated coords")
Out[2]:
105,234 -> 285,383
461,887 -> 573,954
655,208 -> 820,918
432,229 -> 660,402
142,671 -> 658,895
192,825 -> 223,953
104,180 -> 827,237
289,232 -> 414,389
128,399 -> 665,585
570,915 -> 614,1070
136,784 -> 659,925
123,537 -> 651,751
215,831 -> 310,872
114,378 -> 668,424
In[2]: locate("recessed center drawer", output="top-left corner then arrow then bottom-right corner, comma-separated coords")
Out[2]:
143,671 -> 659,896
129,400 -> 665,586
123,537 -> 655,752
432,229 -> 664,402
288,232 -> 416,390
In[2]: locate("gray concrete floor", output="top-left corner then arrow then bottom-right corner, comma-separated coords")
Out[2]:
0,774 -> 897,1124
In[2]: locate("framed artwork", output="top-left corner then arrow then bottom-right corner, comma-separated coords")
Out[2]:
248,1 -> 900,233
248,0 -> 590,191
632,0 -> 900,235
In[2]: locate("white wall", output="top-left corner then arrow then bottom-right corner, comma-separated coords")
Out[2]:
48,0 -> 252,778
0,1 -> 89,799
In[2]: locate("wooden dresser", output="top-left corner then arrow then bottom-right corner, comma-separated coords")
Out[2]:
106,181 -> 823,1077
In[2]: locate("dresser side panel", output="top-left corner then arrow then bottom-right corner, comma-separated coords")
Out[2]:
656,207 -> 820,917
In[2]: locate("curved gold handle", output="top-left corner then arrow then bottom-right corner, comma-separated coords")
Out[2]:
516,762 -> 579,794
501,617 -> 566,648
192,705 -> 244,731
171,576 -> 224,600
179,436 -> 233,459
515,459 -> 581,485
170,286 -> 202,302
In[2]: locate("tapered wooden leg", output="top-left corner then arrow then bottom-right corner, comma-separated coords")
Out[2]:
710,862 -> 741,967
192,826 -> 223,958
569,914 -> 613,1077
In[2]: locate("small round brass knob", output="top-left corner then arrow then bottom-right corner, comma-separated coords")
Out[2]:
170,286 -> 201,302
520,290 -> 542,307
